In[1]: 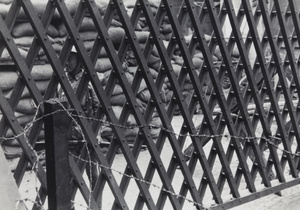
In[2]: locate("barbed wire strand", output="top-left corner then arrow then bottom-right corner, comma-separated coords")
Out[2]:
2,98 -> 300,210
69,152 -> 207,209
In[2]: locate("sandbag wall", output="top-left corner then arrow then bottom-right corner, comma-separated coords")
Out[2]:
125,1 -> 226,113
0,0 -> 225,170
0,13 -> 56,169
0,0 -> 109,170
0,65 -> 52,171
0,0 -> 165,170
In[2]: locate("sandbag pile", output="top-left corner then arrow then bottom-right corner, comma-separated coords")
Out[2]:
0,64 -> 53,171
0,0 -> 226,167
0,0 -> 108,21
94,30 -> 164,143
0,0 -> 165,166
124,0 -> 224,113
0,0 -> 107,170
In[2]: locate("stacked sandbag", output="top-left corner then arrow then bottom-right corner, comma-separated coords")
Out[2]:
2,0 -> 222,158
0,0 -> 108,20
73,16 -> 163,143
98,60 -> 164,144
0,64 -> 53,171
124,0 -> 213,114
0,0 -> 108,170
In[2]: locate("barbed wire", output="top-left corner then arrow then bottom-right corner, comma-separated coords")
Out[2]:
69,152 -> 207,209
2,98 -> 299,159
2,98 -> 300,210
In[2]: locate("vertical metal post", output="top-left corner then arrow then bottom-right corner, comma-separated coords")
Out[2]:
44,101 -> 72,210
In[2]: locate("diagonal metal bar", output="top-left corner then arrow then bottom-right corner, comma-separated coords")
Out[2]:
273,0 -> 300,176
20,0 -> 130,208
0,0 -> 20,57
142,3 -> 206,208
55,0 -> 168,209
163,0 -> 252,200
0,89 -> 47,188
285,0 -> 300,172
234,1 -> 285,185
69,156 -> 100,209
134,0 -> 221,207
13,0 -> 58,189
261,3 -> 299,181
176,2 -> 232,202
133,2 -> 198,209
187,1 -> 255,199
0,14 -> 47,187
202,0 -> 272,191
114,1 -> 201,208
237,0 -> 288,182
86,0 -> 196,208
85,1 -> 127,205
215,0 -> 281,190
142,0 -> 234,204
110,2 -> 162,209
257,0 -> 298,177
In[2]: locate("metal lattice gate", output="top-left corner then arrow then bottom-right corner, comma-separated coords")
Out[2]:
1,0 -> 300,209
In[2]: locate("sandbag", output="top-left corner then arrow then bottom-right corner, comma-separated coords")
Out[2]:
160,23 -> 172,34
148,54 -> 161,70
192,56 -> 204,69
4,79 -> 49,99
111,84 -> 124,96
137,87 -> 167,103
12,22 -> 59,38
1,0 -> 108,20
4,126 -> 44,139
112,106 -> 137,125
100,70 -> 112,85
57,22 -> 68,37
110,94 -> 126,106
95,58 -> 113,72
183,82 -> 194,91
110,94 -> 147,111
37,43 -> 63,56
172,63 -> 183,77
137,89 -> 151,102
108,27 -> 125,45
149,116 -> 162,139
16,98 -> 37,115
0,3 -> 10,18
13,36 -> 35,47
214,46 -> 222,60
17,114 -> 35,126
124,72 -> 148,93
101,126 -> 139,144
31,64 -> 53,80
0,65 -> 52,91
0,0 -> 12,4
126,66 -> 158,79
173,54 -> 203,69
7,157 -> 32,172
80,17 -> 97,32
0,71 -> 19,91
80,31 -> 98,41
0,64 -> 53,83
2,145 -> 23,159
135,31 -> 150,43
0,47 -> 28,61
81,40 -> 108,57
